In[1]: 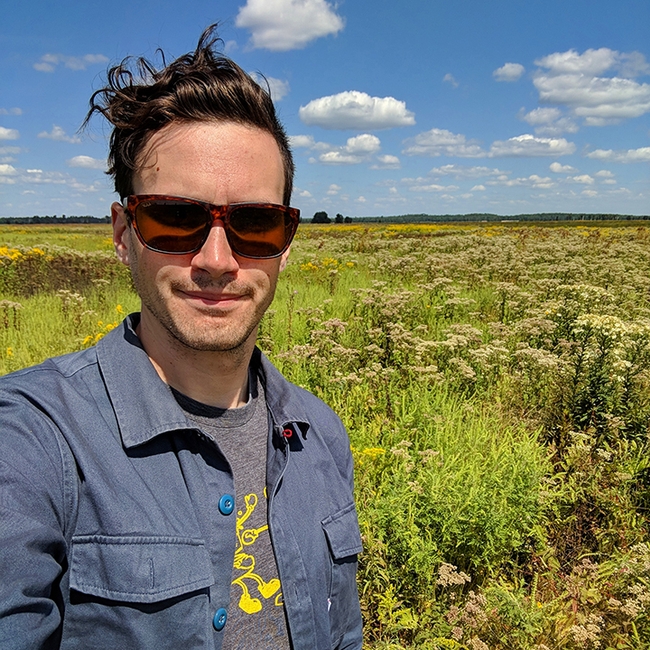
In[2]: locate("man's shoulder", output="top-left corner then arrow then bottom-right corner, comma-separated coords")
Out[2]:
0,346 -> 99,396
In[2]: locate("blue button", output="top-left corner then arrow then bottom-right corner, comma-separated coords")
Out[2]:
219,494 -> 234,515
213,607 -> 227,631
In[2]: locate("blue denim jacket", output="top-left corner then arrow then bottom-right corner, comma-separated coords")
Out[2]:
0,315 -> 362,650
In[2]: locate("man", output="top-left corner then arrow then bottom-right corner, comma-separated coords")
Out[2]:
0,26 -> 362,650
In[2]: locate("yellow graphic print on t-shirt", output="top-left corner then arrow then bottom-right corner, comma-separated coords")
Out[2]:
232,492 -> 282,614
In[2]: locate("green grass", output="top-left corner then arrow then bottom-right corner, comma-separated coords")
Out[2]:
2,222 -> 650,648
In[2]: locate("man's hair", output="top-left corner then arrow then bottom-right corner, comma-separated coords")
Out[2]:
85,25 -> 294,204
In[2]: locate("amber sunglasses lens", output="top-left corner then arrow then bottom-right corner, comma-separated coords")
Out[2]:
131,199 -> 297,258
134,200 -> 210,253
227,205 -> 294,258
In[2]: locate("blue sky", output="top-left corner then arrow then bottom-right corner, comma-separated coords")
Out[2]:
1,0 -> 649,218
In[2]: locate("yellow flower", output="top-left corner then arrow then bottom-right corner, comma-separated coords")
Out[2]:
6,347 -> 13,357
362,447 -> 386,460
116,304 -> 124,314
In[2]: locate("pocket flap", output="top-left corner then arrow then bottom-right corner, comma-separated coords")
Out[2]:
70,535 -> 214,603
321,503 -> 363,559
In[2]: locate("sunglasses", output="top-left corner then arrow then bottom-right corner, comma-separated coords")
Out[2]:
123,195 -> 300,259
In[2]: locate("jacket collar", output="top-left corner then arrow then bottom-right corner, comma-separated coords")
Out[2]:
97,314 -> 309,448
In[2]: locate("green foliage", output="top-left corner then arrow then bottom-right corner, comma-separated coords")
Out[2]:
312,210 -> 331,223
3,222 -> 650,648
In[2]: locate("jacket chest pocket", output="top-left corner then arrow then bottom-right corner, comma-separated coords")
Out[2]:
62,536 -> 215,650
321,504 -> 363,648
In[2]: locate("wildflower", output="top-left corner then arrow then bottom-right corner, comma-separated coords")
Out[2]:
6,347 -> 13,357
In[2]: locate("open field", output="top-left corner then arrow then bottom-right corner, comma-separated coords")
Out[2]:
2,222 -> 650,648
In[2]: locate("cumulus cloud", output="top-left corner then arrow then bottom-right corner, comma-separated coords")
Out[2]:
533,48 -> 650,123
408,182 -> 460,193
570,174 -> 595,185
403,128 -> 485,157
306,133 -> 383,165
249,72 -> 290,101
236,0 -> 344,51
487,174 -> 555,189
0,146 -> 20,155
371,154 -> 400,169
586,146 -> 650,163
0,108 -> 22,116
67,155 -> 105,169
493,62 -> 525,82
443,73 -> 459,88
38,126 -> 81,143
0,127 -> 19,140
489,134 -> 576,157
428,164 -> 508,178
299,91 -> 415,129
345,134 -> 381,154
595,169 -> 614,178
34,53 -> 108,73
326,184 -> 341,195
519,107 -> 578,135
0,164 -> 17,176
549,162 -> 576,173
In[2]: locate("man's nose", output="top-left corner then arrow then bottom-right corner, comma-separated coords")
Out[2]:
189,221 -> 240,276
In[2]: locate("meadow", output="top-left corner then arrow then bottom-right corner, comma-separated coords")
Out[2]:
2,221 -> 650,649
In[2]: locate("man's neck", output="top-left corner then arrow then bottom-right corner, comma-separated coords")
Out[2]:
136,312 -> 255,410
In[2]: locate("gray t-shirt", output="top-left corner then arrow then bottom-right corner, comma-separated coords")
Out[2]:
172,370 -> 290,650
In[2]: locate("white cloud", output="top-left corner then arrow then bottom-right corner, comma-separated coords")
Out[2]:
355,196 -> 367,203
0,108 -> 22,116
38,126 -> 81,143
299,91 -> 415,129
533,48 -> 650,123
34,53 -> 108,73
296,188 -> 312,198
0,127 -> 19,140
0,146 -> 20,154
549,162 -> 576,173
67,155 -> 105,169
289,135 -> 316,148
314,133 -> 383,165
326,184 -> 341,195
318,151 -> 363,165
518,107 -> 579,136
493,62 -> 525,82
249,72 -> 290,101
236,0 -> 344,51
345,134 -> 381,154
403,128 -> 485,157
595,169 -> 614,178
534,48 -> 649,76
570,174 -> 595,185
487,174 -> 555,189
471,184 -> 486,191
409,182 -> 459,192
443,73 -> 459,88
0,164 -> 17,176
371,154 -> 401,169
489,134 -> 576,157
586,147 -> 650,163
428,164 -> 508,178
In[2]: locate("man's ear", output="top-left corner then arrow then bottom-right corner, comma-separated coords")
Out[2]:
111,202 -> 131,266
279,245 -> 291,272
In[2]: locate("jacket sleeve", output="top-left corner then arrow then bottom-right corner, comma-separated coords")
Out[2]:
0,398 -> 71,650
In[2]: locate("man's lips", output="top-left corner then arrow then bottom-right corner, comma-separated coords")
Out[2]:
177,289 -> 247,305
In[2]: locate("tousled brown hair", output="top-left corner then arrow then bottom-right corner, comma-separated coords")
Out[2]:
85,25 -> 294,204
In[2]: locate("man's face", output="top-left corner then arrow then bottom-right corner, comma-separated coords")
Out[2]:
111,121 -> 289,354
